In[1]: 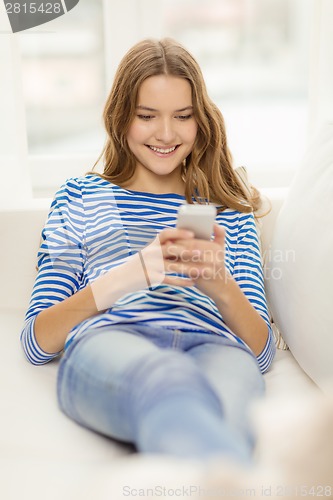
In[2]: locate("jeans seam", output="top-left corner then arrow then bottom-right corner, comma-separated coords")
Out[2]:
171,329 -> 182,349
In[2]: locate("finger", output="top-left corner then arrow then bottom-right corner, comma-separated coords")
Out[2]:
162,240 -> 201,260
158,228 -> 194,244
213,224 -> 225,246
163,275 -> 195,287
166,261 -> 204,279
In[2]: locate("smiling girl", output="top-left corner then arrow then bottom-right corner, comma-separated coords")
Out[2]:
21,38 -> 275,463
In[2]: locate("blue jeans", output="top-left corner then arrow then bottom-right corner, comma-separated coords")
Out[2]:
57,324 -> 265,463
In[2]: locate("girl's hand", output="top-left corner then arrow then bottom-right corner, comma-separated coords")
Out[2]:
138,224 -> 229,298
91,228 -> 197,310
163,224 -> 229,301
91,225 -> 227,311
137,227 -> 197,288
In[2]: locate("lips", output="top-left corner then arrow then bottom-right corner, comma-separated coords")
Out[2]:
147,145 -> 180,155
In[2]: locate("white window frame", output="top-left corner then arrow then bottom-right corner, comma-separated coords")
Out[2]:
308,0 -> 333,134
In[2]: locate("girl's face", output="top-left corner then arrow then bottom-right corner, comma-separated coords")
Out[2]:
126,75 -> 198,191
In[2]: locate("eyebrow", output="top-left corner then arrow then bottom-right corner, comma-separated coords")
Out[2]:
136,105 -> 193,113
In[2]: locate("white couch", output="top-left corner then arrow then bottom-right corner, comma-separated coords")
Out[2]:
0,189 -> 321,499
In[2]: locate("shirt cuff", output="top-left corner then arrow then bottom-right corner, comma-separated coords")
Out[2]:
256,325 -> 276,374
20,315 -> 62,365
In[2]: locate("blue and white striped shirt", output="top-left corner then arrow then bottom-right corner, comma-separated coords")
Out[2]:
20,174 -> 275,372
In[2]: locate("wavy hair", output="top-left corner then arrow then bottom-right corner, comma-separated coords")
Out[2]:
89,38 -> 262,213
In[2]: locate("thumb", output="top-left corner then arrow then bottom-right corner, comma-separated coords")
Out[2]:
213,223 -> 225,246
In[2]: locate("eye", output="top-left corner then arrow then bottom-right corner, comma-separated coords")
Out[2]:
137,115 -> 154,121
176,115 -> 193,121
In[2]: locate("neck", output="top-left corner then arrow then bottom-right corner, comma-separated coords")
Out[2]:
122,171 -> 185,196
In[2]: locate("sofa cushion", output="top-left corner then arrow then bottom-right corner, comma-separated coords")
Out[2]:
266,122 -> 333,390
0,309 -> 133,463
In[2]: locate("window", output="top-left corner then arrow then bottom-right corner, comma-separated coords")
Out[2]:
20,0 -> 105,155
160,0 -> 312,187
17,0 -> 105,196
1,0 -> 317,199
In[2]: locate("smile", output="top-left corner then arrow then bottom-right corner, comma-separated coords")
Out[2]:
147,145 -> 179,154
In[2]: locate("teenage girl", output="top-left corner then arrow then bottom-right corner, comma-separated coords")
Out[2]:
21,38 -> 275,464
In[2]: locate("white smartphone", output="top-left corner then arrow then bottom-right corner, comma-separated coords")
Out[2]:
176,204 -> 217,240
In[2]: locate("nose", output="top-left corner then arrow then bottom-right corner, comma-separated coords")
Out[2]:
155,118 -> 176,144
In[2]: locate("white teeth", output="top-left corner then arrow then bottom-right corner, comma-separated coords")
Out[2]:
149,146 -> 177,154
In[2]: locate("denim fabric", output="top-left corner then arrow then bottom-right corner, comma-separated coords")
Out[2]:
57,324 -> 265,463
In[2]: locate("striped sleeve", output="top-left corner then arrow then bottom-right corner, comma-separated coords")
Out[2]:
256,328 -> 276,374
232,213 -> 276,373
20,178 -> 85,365
20,316 -> 62,365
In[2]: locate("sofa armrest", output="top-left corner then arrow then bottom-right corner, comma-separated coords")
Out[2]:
0,199 -> 51,311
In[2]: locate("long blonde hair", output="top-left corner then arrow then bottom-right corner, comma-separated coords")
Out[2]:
89,38 -> 261,213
